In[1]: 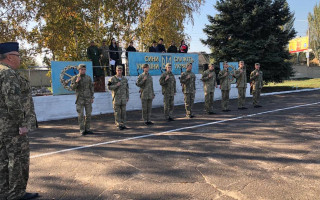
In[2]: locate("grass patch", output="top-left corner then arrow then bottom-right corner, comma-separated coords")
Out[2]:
262,78 -> 320,93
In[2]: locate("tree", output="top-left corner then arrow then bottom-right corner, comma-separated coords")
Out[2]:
202,0 -> 296,83
308,3 -> 320,64
137,0 -> 203,51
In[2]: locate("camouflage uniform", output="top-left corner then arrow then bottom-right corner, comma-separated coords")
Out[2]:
218,68 -> 231,110
0,62 -> 30,200
250,69 -> 263,106
159,71 -> 176,120
180,70 -> 196,117
136,72 -> 154,123
70,74 -> 94,134
99,45 -> 110,76
108,76 -> 129,127
234,68 -> 247,108
201,69 -> 216,113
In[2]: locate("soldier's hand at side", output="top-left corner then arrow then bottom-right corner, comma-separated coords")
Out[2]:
165,75 -> 169,81
117,82 -> 121,86
91,99 -> 94,103
127,98 -> 129,102
19,127 -> 28,136
76,76 -> 81,82
153,95 -> 155,99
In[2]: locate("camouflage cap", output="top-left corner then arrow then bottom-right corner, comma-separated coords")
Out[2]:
116,65 -> 123,70
255,63 -> 260,66
78,64 -> 86,70
165,63 -> 172,67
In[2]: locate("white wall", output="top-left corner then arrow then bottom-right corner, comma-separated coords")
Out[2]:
34,75 -> 250,122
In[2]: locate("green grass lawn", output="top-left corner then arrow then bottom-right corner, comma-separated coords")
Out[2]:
262,78 -> 320,93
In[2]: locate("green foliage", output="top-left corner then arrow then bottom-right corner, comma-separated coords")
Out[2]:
308,3 -> 320,63
202,0 -> 296,83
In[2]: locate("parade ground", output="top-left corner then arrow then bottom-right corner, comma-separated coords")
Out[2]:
27,90 -> 320,200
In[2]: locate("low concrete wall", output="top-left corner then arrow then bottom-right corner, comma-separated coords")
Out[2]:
292,65 -> 320,79
34,74 -> 250,122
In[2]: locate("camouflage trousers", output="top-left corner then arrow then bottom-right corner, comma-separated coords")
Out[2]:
184,93 -> 195,116
163,95 -> 174,119
76,99 -> 92,133
141,99 -> 153,122
237,87 -> 246,108
113,103 -> 127,127
204,92 -> 214,113
0,133 -> 29,200
221,90 -> 230,110
252,89 -> 261,106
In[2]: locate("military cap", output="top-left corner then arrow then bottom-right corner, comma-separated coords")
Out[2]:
165,63 -> 172,67
239,61 -> 244,64
0,42 -> 19,54
78,64 -> 86,70
255,63 -> 260,66
116,65 -> 123,70
142,64 -> 149,69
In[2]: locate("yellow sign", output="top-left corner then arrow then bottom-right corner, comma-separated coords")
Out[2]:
289,36 -> 309,53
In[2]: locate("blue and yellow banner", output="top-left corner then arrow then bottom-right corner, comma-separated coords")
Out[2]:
128,52 -> 199,76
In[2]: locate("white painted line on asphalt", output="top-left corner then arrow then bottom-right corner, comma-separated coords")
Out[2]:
261,88 -> 320,96
31,101 -> 320,159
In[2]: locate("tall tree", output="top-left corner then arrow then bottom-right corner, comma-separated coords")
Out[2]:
308,3 -> 320,64
138,0 -> 203,51
202,0 -> 296,83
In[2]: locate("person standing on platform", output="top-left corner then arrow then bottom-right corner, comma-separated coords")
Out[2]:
201,63 -> 217,114
218,61 -> 231,112
126,41 -> 136,58
99,39 -> 110,76
0,42 -> 39,200
159,63 -> 176,121
149,41 -> 157,52
179,40 -> 188,53
234,61 -> 248,109
87,40 -> 105,91
167,41 -> 178,53
109,38 -> 119,76
156,38 -> 166,53
70,64 -> 94,136
107,66 -> 129,130
136,64 -> 155,125
180,63 -> 196,118
250,63 -> 263,108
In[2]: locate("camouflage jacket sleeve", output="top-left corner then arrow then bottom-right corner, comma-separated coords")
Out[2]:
233,70 -> 241,78
180,72 -> 189,84
174,76 -> 177,94
250,70 -> 258,81
136,74 -> 146,88
89,76 -> 94,99
126,79 -> 129,100
70,76 -> 79,90
159,73 -> 167,86
218,69 -> 228,79
107,77 -> 120,91
1,70 -> 24,125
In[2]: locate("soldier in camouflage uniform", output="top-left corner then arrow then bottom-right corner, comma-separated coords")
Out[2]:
180,63 -> 196,118
218,61 -> 231,112
201,64 -> 217,114
70,64 -> 95,136
250,63 -> 263,108
233,61 -> 248,109
108,66 -> 129,130
0,42 -> 39,200
136,64 -> 155,125
159,63 -> 176,122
